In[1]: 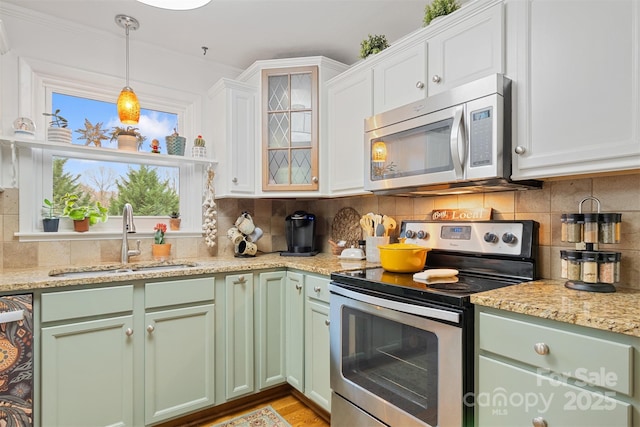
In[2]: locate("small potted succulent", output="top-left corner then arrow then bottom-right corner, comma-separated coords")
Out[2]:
192,134 -> 206,158
359,34 -> 390,59
110,126 -> 147,152
43,109 -> 72,143
152,223 -> 171,260
42,198 -> 61,232
169,211 -> 181,230
61,192 -> 109,232
423,0 -> 460,26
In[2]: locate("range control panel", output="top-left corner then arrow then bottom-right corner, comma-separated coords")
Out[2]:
401,220 -> 536,258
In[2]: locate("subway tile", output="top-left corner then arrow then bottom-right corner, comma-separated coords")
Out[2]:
457,193 -> 483,209
3,215 -> 18,242
550,178 -> 592,212
2,189 -> 19,215
484,191 -> 515,215
3,241 -> 38,269
516,185 -> 550,213
592,173 -> 640,211
38,241 -> 71,267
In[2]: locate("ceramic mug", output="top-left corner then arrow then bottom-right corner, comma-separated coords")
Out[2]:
246,226 -> 263,243
235,213 -> 255,235
227,227 -> 244,245
237,239 -> 258,256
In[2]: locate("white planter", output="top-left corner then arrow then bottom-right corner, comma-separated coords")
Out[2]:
117,135 -> 138,152
47,127 -> 72,144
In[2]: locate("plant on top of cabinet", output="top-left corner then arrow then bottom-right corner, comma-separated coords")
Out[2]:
423,0 -> 460,26
359,34 -> 390,59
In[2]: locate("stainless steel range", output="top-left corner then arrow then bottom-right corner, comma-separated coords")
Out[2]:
329,220 -> 539,427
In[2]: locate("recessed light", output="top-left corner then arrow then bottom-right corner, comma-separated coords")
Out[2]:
136,0 -> 211,10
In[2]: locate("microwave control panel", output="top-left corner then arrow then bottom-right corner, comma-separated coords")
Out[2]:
469,106 -> 493,168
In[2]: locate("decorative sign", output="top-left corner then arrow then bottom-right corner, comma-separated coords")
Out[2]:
431,208 -> 492,221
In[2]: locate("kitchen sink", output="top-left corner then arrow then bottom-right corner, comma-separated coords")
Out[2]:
49,262 -> 199,278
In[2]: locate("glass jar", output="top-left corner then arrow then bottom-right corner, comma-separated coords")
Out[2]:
566,214 -> 584,243
615,252 -> 621,283
582,213 -> 600,244
566,251 -> 582,281
598,252 -> 617,284
560,250 -> 568,279
581,251 -> 598,283
599,213 -> 621,244
560,214 -> 567,242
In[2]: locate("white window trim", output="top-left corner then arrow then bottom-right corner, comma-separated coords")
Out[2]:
16,57 -> 207,241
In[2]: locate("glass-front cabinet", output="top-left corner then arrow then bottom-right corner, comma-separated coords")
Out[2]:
262,66 -> 319,191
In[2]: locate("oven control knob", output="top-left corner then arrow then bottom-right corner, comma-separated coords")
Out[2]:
405,230 -> 416,239
502,232 -> 518,244
416,230 -> 428,239
483,232 -> 498,243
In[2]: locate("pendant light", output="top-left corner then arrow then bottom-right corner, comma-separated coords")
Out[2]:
115,14 -> 140,125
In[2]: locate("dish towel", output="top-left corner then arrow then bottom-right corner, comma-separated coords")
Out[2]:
413,268 -> 459,284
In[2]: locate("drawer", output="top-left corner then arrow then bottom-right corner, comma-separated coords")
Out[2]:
305,274 -> 330,303
478,355 -> 631,426
145,277 -> 214,309
479,312 -> 633,396
42,285 -> 134,322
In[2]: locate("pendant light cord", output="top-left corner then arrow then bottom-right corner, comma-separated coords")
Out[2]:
125,24 -> 130,87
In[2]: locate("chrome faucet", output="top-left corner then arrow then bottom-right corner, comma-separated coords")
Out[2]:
121,203 -> 141,264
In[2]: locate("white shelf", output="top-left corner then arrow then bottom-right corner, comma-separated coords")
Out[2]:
0,134 -> 218,166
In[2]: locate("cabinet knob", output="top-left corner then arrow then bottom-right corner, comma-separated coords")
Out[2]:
515,146 -> 527,155
325,319 -> 330,326
238,275 -> 245,283
314,286 -> 321,293
312,176 -> 319,183
532,416 -> 548,427
125,328 -> 134,337
432,75 -> 442,83
295,283 -> 302,291
232,177 -> 238,184
147,325 -> 155,333
416,81 -> 425,89
533,342 -> 549,355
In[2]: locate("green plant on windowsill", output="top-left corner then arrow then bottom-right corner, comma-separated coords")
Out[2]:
42,198 -> 61,232
61,192 -> 108,232
110,126 -> 147,146
42,109 -> 68,128
359,34 -> 390,59
423,0 -> 460,26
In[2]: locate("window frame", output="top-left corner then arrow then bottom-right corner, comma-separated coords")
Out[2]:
16,57 -> 206,241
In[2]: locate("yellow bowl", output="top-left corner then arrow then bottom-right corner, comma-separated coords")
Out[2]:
378,243 -> 430,273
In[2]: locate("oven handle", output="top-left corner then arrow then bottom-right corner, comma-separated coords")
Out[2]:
329,283 -> 460,324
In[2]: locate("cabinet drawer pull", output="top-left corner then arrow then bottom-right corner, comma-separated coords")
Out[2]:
325,319 -> 330,326
314,286 -> 322,293
312,176 -> 319,183
232,177 -> 238,184
295,284 -> 302,291
533,342 -> 549,355
125,328 -> 134,337
416,81 -> 424,89
237,275 -> 245,283
532,416 -> 547,427
147,325 -> 155,333
432,74 -> 441,83
515,145 -> 526,155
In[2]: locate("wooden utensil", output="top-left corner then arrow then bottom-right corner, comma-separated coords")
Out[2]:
382,215 -> 397,236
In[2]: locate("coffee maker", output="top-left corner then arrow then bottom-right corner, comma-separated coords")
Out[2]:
281,211 -> 318,256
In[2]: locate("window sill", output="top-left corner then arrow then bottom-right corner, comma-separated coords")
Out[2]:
16,230 -> 204,242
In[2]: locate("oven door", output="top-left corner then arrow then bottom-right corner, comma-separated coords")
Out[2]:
329,284 -> 463,427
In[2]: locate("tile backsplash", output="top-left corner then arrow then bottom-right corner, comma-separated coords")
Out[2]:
2,172 -> 639,289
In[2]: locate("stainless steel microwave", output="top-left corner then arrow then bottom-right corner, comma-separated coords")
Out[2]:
364,74 -> 541,196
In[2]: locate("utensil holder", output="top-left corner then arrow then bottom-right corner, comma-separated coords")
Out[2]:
365,236 -> 389,262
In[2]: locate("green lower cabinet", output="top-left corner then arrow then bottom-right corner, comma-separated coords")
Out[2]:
304,274 -> 331,412
256,271 -> 287,390
41,315 -> 135,427
144,304 -> 215,424
285,271 -> 305,392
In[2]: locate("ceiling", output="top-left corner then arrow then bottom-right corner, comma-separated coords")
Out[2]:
6,0 -> 435,71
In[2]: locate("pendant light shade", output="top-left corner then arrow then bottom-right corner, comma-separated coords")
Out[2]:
115,15 -> 140,125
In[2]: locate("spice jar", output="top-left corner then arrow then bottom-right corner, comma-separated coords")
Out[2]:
581,251 -> 598,283
583,213 -> 600,244
560,214 -> 567,242
599,213 -> 621,244
598,252 -> 617,284
560,250 -> 568,279
566,214 -> 584,243
566,251 -> 582,281
615,252 -> 621,283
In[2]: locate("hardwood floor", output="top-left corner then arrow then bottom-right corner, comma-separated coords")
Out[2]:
196,394 -> 329,427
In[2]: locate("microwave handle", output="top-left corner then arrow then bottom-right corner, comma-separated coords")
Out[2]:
450,106 -> 466,179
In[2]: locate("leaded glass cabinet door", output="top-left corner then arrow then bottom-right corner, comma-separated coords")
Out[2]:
262,66 -> 319,191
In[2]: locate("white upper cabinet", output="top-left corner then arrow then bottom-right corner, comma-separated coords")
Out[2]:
370,0 -> 504,115
508,0 -> 640,179
427,2 -> 503,95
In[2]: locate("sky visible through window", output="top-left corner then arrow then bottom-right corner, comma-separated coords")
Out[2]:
52,93 -> 180,213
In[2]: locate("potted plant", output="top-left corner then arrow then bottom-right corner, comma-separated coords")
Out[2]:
423,0 -> 460,26
61,192 -> 108,232
43,109 -> 72,143
359,34 -> 390,59
110,126 -> 147,152
152,223 -> 171,260
42,198 -> 61,232
169,212 -> 181,230
192,134 -> 206,158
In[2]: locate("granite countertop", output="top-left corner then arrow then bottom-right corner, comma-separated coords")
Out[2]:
0,252 -> 372,293
471,280 -> 640,338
